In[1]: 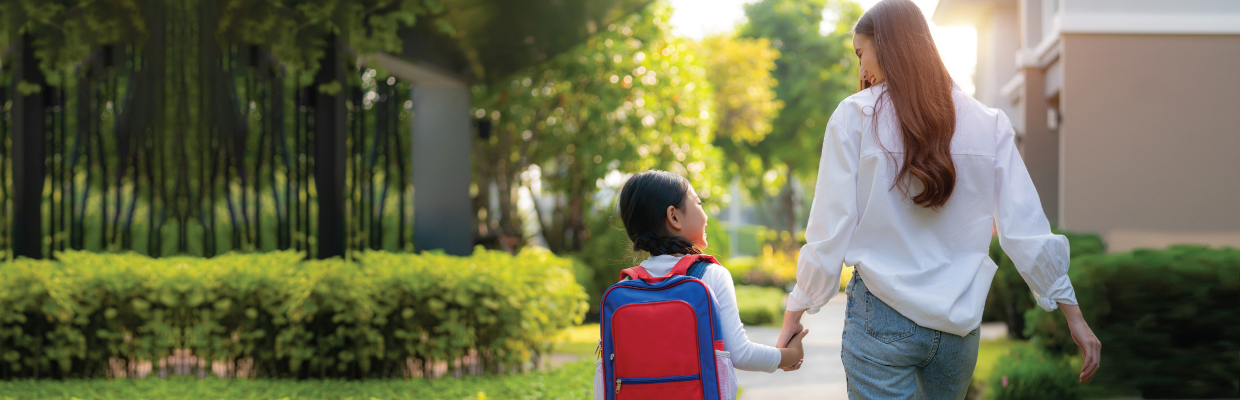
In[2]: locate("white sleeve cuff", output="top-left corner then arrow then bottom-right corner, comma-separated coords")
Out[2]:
1035,274 -> 1077,311
785,286 -> 822,315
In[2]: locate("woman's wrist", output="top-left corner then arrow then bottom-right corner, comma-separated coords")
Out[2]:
1058,303 -> 1085,323
784,309 -> 806,323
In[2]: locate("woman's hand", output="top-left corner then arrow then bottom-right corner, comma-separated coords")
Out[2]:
777,328 -> 809,371
776,310 -> 807,349
1059,303 -> 1101,382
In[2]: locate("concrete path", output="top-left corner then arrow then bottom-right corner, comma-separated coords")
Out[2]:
735,297 -> 1009,400
736,298 -> 850,400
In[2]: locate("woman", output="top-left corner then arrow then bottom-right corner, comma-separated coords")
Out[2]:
774,0 -> 1101,398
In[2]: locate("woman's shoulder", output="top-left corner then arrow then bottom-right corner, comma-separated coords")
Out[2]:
839,87 -> 880,117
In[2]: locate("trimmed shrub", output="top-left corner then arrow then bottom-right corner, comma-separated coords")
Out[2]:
0,248 -> 587,379
986,342 -> 1080,400
984,229 -> 1106,339
734,285 -> 785,326
1023,245 -> 1240,398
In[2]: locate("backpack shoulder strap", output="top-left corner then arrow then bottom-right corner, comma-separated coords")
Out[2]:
618,266 -> 650,282
686,260 -> 710,279
675,254 -> 718,277
619,254 -> 719,283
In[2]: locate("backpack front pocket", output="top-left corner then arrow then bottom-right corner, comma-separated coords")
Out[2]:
615,374 -> 703,400
610,300 -> 702,378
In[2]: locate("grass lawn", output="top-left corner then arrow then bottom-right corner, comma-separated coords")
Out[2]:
553,323 -> 601,358
0,360 -> 596,399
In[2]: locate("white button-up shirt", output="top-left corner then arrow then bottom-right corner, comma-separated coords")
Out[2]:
787,83 -> 1078,337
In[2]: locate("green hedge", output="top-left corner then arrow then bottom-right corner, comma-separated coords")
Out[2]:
1023,245 -> 1240,398
984,229 -> 1106,339
0,248 -> 587,380
734,285 -> 785,326
0,359 -> 595,399
985,342 -> 1080,400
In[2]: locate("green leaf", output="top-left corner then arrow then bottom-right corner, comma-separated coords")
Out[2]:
318,81 -> 343,96
15,80 -> 41,95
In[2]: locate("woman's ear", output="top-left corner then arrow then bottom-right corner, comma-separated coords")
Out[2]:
666,205 -> 683,232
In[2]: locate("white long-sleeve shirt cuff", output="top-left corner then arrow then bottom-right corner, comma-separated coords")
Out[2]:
785,290 -> 812,313
785,286 -> 825,315
1035,274 -> 1078,311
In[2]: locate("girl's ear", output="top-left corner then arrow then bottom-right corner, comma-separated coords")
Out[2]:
666,205 -> 682,232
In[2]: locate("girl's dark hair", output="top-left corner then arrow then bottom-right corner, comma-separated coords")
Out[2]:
618,170 -> 702,256
855,0 -> 958,209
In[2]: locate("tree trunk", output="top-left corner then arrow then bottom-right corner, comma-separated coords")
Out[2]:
493,126 -> 525,253
779,163 -> 798,251
470,137 -> 501,250
566,162 -> 590,253
532,191 -> 565,253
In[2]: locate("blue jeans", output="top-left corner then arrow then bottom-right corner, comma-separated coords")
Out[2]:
842,273 -> 980,400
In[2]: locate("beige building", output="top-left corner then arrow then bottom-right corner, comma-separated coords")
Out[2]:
934,0 -> 1240,252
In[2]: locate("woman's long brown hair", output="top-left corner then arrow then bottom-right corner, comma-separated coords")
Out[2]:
855,0 -> 957,209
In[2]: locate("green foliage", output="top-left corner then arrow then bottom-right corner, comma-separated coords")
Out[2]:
724,256 -> 757,285
0,359 -> 596,399
470,1 -> 723,254
705,220 -> 732,265
573,219 -> 639,320
732,0 -> 862,237
986,342 -> 1080,400
0,0 -> 446,82
0,249 -> 587,379
730,223 -> 768,256
0,0 -> 146,75
692,34 -> 781,184
984,229 -> 1106,339
219,0 -> 451,85
738,0 -> 862,185
734,285 -> 785,326
1022,245 -> 1240,398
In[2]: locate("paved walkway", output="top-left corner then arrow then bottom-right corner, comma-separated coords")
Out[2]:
735,297 -> 1009,400
736,299 -> 850,400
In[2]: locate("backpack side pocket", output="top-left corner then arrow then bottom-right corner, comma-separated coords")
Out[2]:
715,350 -> 737,400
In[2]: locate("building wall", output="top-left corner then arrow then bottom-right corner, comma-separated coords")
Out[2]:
974,3 -> 1021,111
1059,34 -> 1240,251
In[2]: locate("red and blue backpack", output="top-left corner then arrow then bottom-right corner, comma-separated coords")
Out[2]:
598,254 -> 736,400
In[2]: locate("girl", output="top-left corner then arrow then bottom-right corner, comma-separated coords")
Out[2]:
775,0 -> 1101,398
594,170 -> 809,399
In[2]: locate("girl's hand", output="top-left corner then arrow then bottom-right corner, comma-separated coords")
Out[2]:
778,328 -> 809,371
1060,303 -> 1101,382
776,310 -> 806,349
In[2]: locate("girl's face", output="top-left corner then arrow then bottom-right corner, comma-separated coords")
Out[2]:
667,185 -> 708,252
853,34 -> 885,86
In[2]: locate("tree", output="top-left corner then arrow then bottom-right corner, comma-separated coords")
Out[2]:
737,0 -> 861,244
691,34 -> 782,188
470,1 -> 722,255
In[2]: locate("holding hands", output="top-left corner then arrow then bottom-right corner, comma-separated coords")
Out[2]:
776,310 -> 809,371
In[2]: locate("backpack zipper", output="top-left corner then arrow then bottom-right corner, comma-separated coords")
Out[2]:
615,374 -> 700,394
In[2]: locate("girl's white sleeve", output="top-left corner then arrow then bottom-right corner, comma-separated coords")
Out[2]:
706,265 -> 782,373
